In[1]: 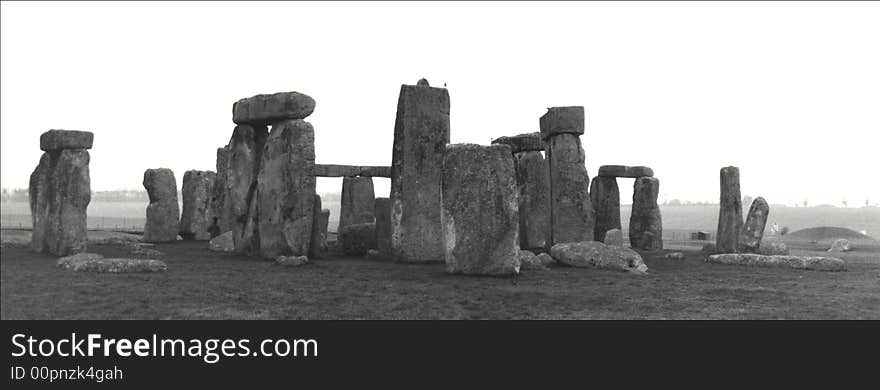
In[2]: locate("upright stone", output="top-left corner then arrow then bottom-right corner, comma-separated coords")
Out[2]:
309,194 -> 328,259
629,177 -> 663,250
29,149 -> 91,256
226,124 -> 268,253
179,170 -> 216,240
374,198 -> 392,257
29,153 -> 52,253
339,177 -> 376,231
208,146 -> 232,237
390,79 -> 450,263
441,144 -> 520,276
540,107 -> 594,245
256,119 -> 315,259
590,176 -> 621,242
716,166 -> 743,253
512,150 -> 550,250
740,196 -> 769,253
143,168 -> 180,243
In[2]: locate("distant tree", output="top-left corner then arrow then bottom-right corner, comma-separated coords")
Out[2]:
668,199 -> 682,206
779,226 -> 790,236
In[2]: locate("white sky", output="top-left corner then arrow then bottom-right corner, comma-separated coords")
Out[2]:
2,1 -> 878,206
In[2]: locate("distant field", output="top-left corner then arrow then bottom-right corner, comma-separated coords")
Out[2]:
3,201 -> 878,239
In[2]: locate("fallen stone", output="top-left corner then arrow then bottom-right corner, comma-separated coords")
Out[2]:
590,176 -> 621,242
491,132 -> 544,153
828,238 -> 852,252
604,229 -> 624,247
664,252 -> 685,260
40,129 -> 93,151
545,132 -> 594,245
629,177 -> 663,250
313,164 -> 392,178
309,195 -> 328,259
706,253 -> 845,272
58,257 -> 167,273
275,255 -> 309,267
339,222 -> 377,256
226,124 -> 268,254
441,144 -> 520,276
30,148 -> 91,256
142,168 -> 180,243
740,196 -> 769,253
208,231 -> 235,252
232,91 -> 316,125
374,198 -> 392,257
256,119 -> 316,259
339,177 -> 375,231
179,170 -> 216,241
57,252 -> 104,264
519,250 -> 549,270
716,166 -> 743,253
87,231 -> 142,245
550,241 -> 648,274
539,106 -> 585,140
390,81 -> 450,263
536,253 -> 555,267
597,165 -> 654,178
129,244 -> 164,257
512,150 -> 550,250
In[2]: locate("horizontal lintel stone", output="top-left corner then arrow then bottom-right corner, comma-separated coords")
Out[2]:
491,132 -> 543,153
313,164 -> 391,178
597,165 -> 654,178
40,130 -> 93,151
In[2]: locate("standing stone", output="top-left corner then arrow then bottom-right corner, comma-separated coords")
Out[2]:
590,176 -> 621,242
226,124 -> 268,253
179,170 -> 216,241
512,150 -> 550,250
740,196 -> 769,253
256,119 -> 315,259
143,168 -> 180,243
604,228 -> 624,247
390,80 -> 450,263
29,153 -> 52,253
209,146 -> 231,237
629,177 -> 663,250
309,194 -> 328,259
716,166 -> 743,253
339,177 -> 376,231
541,107 -> 594,245
374,198 -> 392,257
441,144 -> 520,275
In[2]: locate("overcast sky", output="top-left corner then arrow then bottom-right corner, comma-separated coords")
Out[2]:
2,1 -> 878,206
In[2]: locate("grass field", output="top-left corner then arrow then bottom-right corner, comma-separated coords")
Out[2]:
2,233 -> 878,319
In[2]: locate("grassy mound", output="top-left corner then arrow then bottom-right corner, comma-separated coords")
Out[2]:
787,226 -> 874,241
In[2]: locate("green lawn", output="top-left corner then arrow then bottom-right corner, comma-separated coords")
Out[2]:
2,237 -> 878,319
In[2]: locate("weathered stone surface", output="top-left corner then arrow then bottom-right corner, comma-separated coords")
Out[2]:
256,119 -> 316,259
549,241 -> 648,274
491,132 -> 543,153
828,238 -> 852,252
590,176 -> 621,242
143,168 -> 180,243
706,254 -> 845,272
340,222 -> 377,256
209,146 -> 232,237
740,196 -> 769,253
339,177 -> 376,231
179,170 -> 216,241
629,177 -> 663,250
519,250 -> 552,270
604,229 -> 624,247
208,231 -> 235,252
232,91 -> 316,125
29,149 -> 91,256
441,144 -> 520,276
58,257 -> 167,273
275,255 -> 309,267
57,252 -> 104,264
416,78 -> 430,86
227,124 -> 268,253
664,252 -> 685,260
545,133 -> 594,245
536,253 -> 555,267
313,164 -> 392,178
374,198 -> 392,256
40,130 -> 93,151
512,150 -> 550,250
390,81 -> 450,263
597,165 -> 654,178
758,239 -> 789,255
716,166 -> 743,253
308,195 -> 327,259
539,106 -> 584,140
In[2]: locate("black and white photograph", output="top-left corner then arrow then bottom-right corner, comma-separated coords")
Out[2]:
1,0 -> 878,385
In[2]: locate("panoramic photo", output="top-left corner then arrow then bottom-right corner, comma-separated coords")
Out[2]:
2,1 -> 878,320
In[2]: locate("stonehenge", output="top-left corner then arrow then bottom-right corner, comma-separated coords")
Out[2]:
491,132 -> 549,251
179,170 -> 216,241
338,176 -> 376,232
629,176 -> 663,250
706,254 -> 845,272
374,198 -> 392,258
589,176 -> 621,242
740,196 -> 769,253
313,164 -> 391,178
143,168 -> 180,243
441,144 -> 520,275
716,166 -> 743,253
29,130 -> 92,256
209,146 -> 232,237
590,165 -> 660,250
390,79 -> 450,263
540,106 -> 595,246
309,194 -> 329,259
